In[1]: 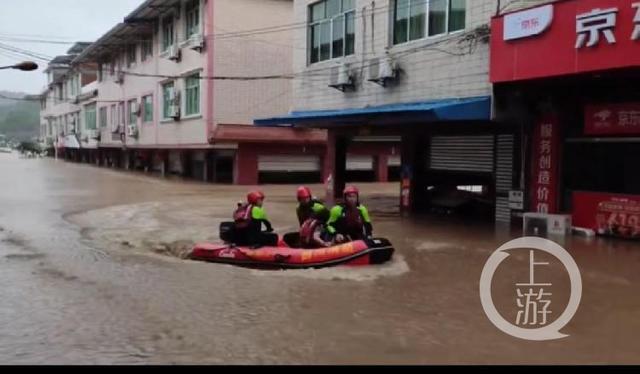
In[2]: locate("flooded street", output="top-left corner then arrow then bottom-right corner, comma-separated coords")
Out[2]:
0,152 -> 639,364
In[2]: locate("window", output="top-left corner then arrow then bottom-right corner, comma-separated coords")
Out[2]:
162,82 -> 175,120
118,102 -> 125,127
393,0 -> 466,45
185,0 -> 200,39
142,95 -> 153,123
448,0 -> 466,32
141,35 -> 153,61
308,0 -> 355,64
162,16 -> 175,51
99,107 -> 108,128
85,103 -> 97,130
110,105 -> 117,128
128,99 -> 138,126
185,74 -> 200,116
127,44 -> 137,67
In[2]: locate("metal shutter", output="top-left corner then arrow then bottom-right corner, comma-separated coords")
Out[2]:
258,155 -> 321,172
429,135 -> 495,172
347,155 -> 374,171
495,134 -> 515,223
388,155 -> 401,167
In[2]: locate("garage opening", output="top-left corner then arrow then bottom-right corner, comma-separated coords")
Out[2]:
388,155 -> 401,182
346,154 -> 375,182
415,135 -> 499,220
258,155 -> 321,184
208,152 -> 234,184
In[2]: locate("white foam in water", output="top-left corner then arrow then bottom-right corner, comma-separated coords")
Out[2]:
414,240 -> 466,252
250,254 -> 410,281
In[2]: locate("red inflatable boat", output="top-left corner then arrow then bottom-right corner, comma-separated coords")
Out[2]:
188,237 -> 394,269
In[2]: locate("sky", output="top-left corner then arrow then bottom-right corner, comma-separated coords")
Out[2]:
0,0 -> 145,94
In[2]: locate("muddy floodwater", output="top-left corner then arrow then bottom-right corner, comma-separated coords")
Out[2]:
0,153 -> 639,364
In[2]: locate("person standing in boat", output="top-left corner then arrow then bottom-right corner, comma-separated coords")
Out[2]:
233,191 -> 278,247
326,186 -> 373,243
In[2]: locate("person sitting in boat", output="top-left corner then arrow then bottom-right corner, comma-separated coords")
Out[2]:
326,185 -> 373,243
298,210 -> 333,249
233,191 -> 278,247
296,186 -> 329,226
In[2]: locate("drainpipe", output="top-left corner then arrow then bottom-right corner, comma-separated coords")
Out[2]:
205,0 -> 216,144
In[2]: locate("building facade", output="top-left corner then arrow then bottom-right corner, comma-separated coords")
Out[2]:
257,0 -> 516,221
39,0 -> 332,185
491,0 -> 640,238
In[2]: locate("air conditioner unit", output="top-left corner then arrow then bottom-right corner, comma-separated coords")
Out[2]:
89,130 -> 101,140
111,121 -> 120,134
115,71 -> 125,84
127,125 -> 139,138
368,56 -> 397,87
131,102 -> 141,116
189,33 -> 205,51
523,213 -> 572,237
168,104 -> 181,120
329,63 -> 354,92
168,45 -> 181,61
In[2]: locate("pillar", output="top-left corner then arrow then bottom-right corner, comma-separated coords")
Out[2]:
375,154 -> 389,183
234,144 -> 258,185
324,129 -> 347,204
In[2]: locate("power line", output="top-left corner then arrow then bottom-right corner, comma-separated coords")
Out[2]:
0,43 -> 52,62
0,37 -> 76,46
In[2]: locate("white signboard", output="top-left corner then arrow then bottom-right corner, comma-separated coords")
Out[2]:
504,4 -> 554,41
509,190 -> 525,210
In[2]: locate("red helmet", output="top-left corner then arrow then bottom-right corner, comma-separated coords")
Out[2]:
247,191 -> 264,205
297,186 -> 312,201
343,185 -> 359,197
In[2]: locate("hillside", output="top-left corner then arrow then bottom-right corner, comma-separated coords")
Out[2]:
0,91 -> 40,141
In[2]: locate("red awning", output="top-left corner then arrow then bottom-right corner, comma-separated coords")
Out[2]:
210,124 -> 327,145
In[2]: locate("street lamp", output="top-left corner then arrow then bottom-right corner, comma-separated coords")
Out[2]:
0,61 -> 38,71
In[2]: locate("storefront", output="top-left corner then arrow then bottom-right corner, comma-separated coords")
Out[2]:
255,97 -> 511,221
491,0 -> 640,239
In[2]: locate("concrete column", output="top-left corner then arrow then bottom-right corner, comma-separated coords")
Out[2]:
324,130 -> 347,204
400,133 -> 420,215
375,154 -> 389,183
234,144 -> 258,185
203,151 -> 210,182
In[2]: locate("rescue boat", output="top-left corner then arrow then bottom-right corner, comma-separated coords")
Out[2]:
188,237 -> 394,270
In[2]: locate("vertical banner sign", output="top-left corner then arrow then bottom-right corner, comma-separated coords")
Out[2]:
531,117 -> 560,213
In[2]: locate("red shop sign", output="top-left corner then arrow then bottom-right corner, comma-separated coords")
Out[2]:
530,116 -> 561,213
585,102 -> 640,135
491,0 -> 640,83
573,191 -> 640,239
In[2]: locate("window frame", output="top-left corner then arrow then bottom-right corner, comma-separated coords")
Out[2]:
392,0 -> 466,47
162,15 -> 175,52
184,74 -> 201,117
126,44 -> 137,67
84,103 -> 97,131
141,35 -> 153,61
118,102 -> 126,128
162,81 -> 176,121
142,95 -> 154,124
307,0 -> 356,65
185,0 -> 201,39
110,104 -> 117,129
128,99 -> 138,127
99,106 -> 108,129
